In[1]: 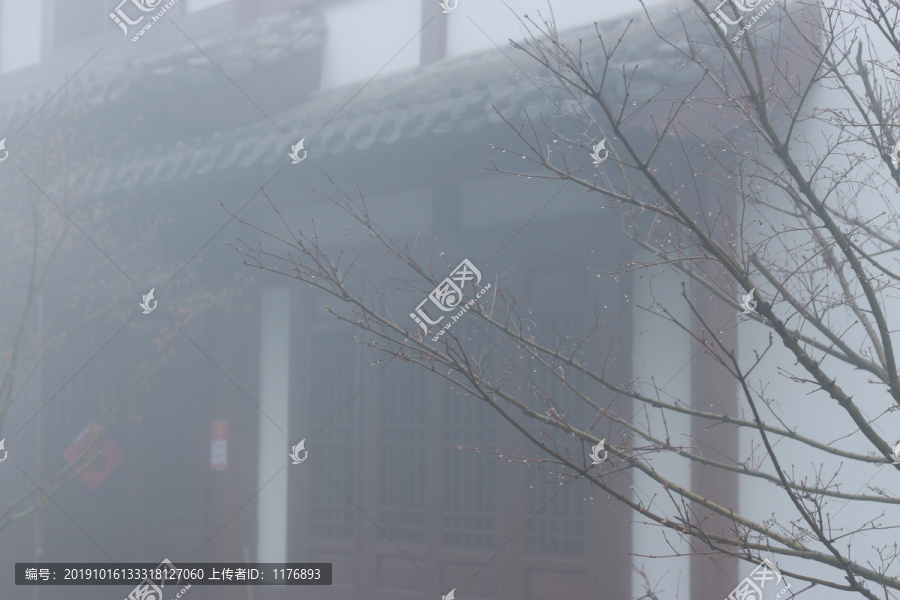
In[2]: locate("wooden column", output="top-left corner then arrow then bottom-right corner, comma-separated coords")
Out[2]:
689,193 -> 740,598
420,0 -> 448,66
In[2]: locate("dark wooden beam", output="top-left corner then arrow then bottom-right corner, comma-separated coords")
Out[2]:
420,0 -> 447,66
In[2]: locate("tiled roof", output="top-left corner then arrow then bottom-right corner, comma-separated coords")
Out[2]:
2,0 -> 713,193
2,10 -> 326,125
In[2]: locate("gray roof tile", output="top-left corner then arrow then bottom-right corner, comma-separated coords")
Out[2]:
2,0 -> 758,193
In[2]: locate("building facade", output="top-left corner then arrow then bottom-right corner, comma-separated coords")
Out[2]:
0,0 -> 809,598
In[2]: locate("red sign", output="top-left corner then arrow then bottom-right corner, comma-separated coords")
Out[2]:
62,422 -> 122,490
210,419 -> 227,471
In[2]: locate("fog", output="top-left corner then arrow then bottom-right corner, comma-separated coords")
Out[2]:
1,1 -> 898,599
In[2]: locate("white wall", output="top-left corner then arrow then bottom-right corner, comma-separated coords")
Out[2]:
733,13 -> 900,597
257,287 -> 291,564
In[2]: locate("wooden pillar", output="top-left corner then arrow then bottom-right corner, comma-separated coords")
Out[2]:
689,195 -> 740,598
420,0 -> 448,66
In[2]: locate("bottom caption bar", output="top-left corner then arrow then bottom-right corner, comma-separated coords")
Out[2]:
16,561 -> 332,585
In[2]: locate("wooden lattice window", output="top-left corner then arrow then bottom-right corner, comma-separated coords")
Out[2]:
308,330 -> 357,540
442,398 -> 496,548
377,363 -> 427,544
53,0 -> 109,47
526,315 -> 588,556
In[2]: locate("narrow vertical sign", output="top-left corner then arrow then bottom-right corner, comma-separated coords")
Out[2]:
210,419 -> 227,471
